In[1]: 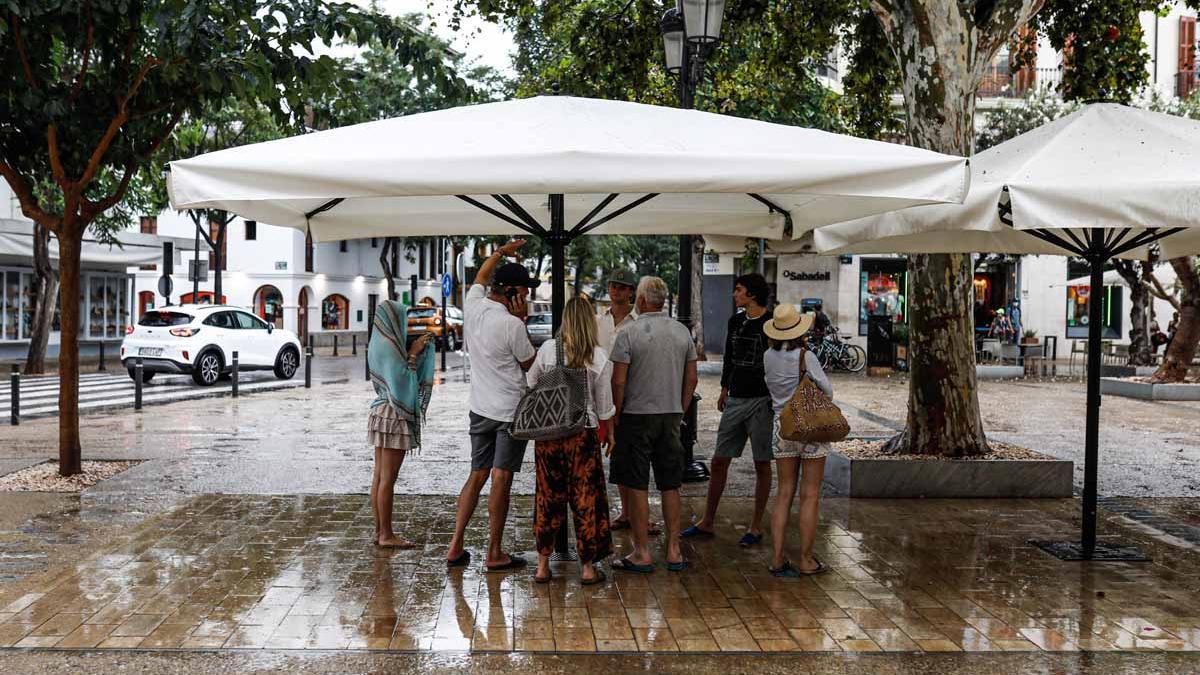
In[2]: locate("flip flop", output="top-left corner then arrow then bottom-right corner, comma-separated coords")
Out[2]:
376,540 -> 418,550
486,555 -> 528,572
611,557 -> 655,574
581,569 -> 607,586
769,561 -> 802,578
666,560 -> 689,572
738,532 -> 763,547
680,525 -> 715,539
534,569 -> 553,584
797,559 -> 828,576
446,551 -> 471,568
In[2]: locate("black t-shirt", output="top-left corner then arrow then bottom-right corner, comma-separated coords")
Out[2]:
721,308 -> 772,399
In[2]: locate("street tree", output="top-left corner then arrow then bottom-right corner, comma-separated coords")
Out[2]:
0,0 -> 432,475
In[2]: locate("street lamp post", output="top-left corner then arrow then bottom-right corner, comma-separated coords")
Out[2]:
661,0 -> 724,484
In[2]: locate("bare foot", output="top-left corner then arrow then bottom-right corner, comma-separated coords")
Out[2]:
376,535 -> 416,549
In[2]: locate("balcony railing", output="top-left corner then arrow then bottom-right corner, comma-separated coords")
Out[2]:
1178,70 -> 1199,99
977,67 -> 1062,98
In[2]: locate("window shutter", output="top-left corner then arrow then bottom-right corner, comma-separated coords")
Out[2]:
1180,16 -> 1197,97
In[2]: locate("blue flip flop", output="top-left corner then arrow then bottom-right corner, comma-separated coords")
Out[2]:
680,525 -> 715,539
738,532 -> 763,547
667,560 -> 689,572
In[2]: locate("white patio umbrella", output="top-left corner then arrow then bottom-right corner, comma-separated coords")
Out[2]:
807,103 -> 1200,562
168,96 -> 968,246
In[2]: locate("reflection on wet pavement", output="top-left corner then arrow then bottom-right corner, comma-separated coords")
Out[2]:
2,493 -> 1200,654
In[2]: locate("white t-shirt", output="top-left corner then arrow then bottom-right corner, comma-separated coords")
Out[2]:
464,284 -> 536,422
527,341 -> 616,428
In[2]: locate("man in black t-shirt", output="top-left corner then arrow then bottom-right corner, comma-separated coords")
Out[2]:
681,273 -> 774,546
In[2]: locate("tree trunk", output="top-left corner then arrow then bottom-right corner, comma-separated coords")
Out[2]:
57,229 -> 83,476
870,0 -> 1042,456
1150,256 -> 1200,383
1114,260 -> 1153,366
380,237 -> 397,302
24,224 -> 59,376
691,235 -> 706,359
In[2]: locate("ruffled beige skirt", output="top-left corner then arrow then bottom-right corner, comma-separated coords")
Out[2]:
368,403 -> 414,450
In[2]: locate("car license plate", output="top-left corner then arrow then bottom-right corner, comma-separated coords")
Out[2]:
138,347 -> 163,356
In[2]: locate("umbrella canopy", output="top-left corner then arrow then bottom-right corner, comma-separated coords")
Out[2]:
167,96 -> 968,242
804,103 -> 1200,563
811,103 -> 1200,259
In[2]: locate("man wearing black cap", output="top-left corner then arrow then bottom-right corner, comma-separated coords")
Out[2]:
446,239 -> 540,572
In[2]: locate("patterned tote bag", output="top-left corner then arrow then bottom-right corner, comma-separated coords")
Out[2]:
778,349 -> 850,444
510,338 -> 588,441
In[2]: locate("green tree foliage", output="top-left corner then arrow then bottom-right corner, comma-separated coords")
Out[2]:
0,0 -> 461,475
977,88 -> 1080,150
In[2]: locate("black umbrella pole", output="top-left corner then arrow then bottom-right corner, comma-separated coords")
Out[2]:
1081,259 -> 1104,558
547,194 -> 576,561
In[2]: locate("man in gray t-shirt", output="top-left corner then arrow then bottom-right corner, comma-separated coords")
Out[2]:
610,276 -> 698,574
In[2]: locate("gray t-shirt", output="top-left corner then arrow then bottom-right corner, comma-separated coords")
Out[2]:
610,311 -> 698,415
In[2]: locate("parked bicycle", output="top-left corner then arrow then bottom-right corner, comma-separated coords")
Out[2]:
812,328 -> 866,373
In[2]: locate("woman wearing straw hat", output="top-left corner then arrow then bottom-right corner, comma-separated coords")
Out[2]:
762,303 -> 832,576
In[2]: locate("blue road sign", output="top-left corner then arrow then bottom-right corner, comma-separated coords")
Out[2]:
441,273 -> 452,298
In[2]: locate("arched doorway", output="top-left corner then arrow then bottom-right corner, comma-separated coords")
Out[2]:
253,285 -> 284,328
180,291 -> 226,305
298,286 -> 314,345
322,294 -> 349,330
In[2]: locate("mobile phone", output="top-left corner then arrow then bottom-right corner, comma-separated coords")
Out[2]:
505,287 -> 519,302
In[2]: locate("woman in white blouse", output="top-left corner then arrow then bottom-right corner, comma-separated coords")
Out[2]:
762,304 -> 832,577
526,296 -> 615,585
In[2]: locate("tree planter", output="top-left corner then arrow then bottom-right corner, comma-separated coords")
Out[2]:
1100,377 -> 1200,401
823,441 -> 1073,498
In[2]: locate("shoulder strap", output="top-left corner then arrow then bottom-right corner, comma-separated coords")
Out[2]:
798,347 -> 809,378
555,335 -> 564,367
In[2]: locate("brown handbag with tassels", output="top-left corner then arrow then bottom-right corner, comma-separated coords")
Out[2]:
778,349 -> 850,444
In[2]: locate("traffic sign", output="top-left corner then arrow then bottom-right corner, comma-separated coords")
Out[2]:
442,273 -> 452,298
157,275 -> 173,299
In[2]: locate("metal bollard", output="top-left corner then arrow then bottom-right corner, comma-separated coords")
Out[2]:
97,341 -> 106,371
365,346 -> 370,381
134,358 -> 144,410
333,334 -> 339,357
304,345 -> 313,388
352,334 -> 357,356
231,350 -> 239,398
10,364 -> 19,426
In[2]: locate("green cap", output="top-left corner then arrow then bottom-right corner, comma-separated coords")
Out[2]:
608,269 -> 637,288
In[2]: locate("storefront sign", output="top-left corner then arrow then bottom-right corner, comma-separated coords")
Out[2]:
275,261 -> 288,271
782,270 -> 831,282
702,252 -> 720,275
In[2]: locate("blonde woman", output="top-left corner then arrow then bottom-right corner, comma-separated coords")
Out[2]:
526,296 -> 614,584
763,304 -> 831,577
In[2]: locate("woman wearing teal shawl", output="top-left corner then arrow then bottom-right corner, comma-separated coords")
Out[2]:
367,300 -> 436,548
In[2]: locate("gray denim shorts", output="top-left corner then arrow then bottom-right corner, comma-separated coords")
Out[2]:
469,412 -> 528,473
714,396 -> 774,462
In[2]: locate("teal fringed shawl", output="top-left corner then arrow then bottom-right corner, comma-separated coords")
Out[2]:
368,300 -> 435,448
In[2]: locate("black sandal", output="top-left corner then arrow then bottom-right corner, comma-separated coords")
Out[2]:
581,569 -> 607,586
486,554 -> 528,572
446,551 -> 471,568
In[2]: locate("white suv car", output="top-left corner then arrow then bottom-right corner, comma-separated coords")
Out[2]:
121,305 -> 303,386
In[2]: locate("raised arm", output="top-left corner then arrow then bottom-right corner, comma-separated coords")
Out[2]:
472,239 -> 527,286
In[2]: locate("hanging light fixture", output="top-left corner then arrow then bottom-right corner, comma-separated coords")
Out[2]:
680,0 -> 725,44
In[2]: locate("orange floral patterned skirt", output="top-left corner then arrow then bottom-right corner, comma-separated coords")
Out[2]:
534,429 -> 612,564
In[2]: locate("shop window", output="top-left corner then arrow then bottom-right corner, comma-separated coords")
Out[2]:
339,240 -> 348,253
81,274 -> 128,339
245,220 -> 257,241
1065,261 -> 1122,339
305,230 -> 314,273
859,259 -> 908,336
322,294 -> 349,330
254,285 -> 285,328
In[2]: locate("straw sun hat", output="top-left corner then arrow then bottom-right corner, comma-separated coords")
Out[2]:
763,303 -> 815,341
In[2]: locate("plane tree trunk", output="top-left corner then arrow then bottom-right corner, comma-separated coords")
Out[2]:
1150,256 -> 1200,383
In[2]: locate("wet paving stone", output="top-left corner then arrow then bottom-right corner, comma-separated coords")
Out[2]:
0,493 -> 1196,655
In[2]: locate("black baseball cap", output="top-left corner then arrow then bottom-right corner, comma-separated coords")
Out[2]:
494,262 -> 541,289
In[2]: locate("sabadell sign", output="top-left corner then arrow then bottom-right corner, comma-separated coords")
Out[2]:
782,270 -> 831,282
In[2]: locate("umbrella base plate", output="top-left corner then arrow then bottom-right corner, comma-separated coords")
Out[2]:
1031,540 -> 1150,562
682,461 -> 710,484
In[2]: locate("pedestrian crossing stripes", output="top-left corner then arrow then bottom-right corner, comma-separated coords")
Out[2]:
1,370 -> 304,420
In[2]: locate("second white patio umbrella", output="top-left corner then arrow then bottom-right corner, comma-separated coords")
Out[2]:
808,103 -> 1200,562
